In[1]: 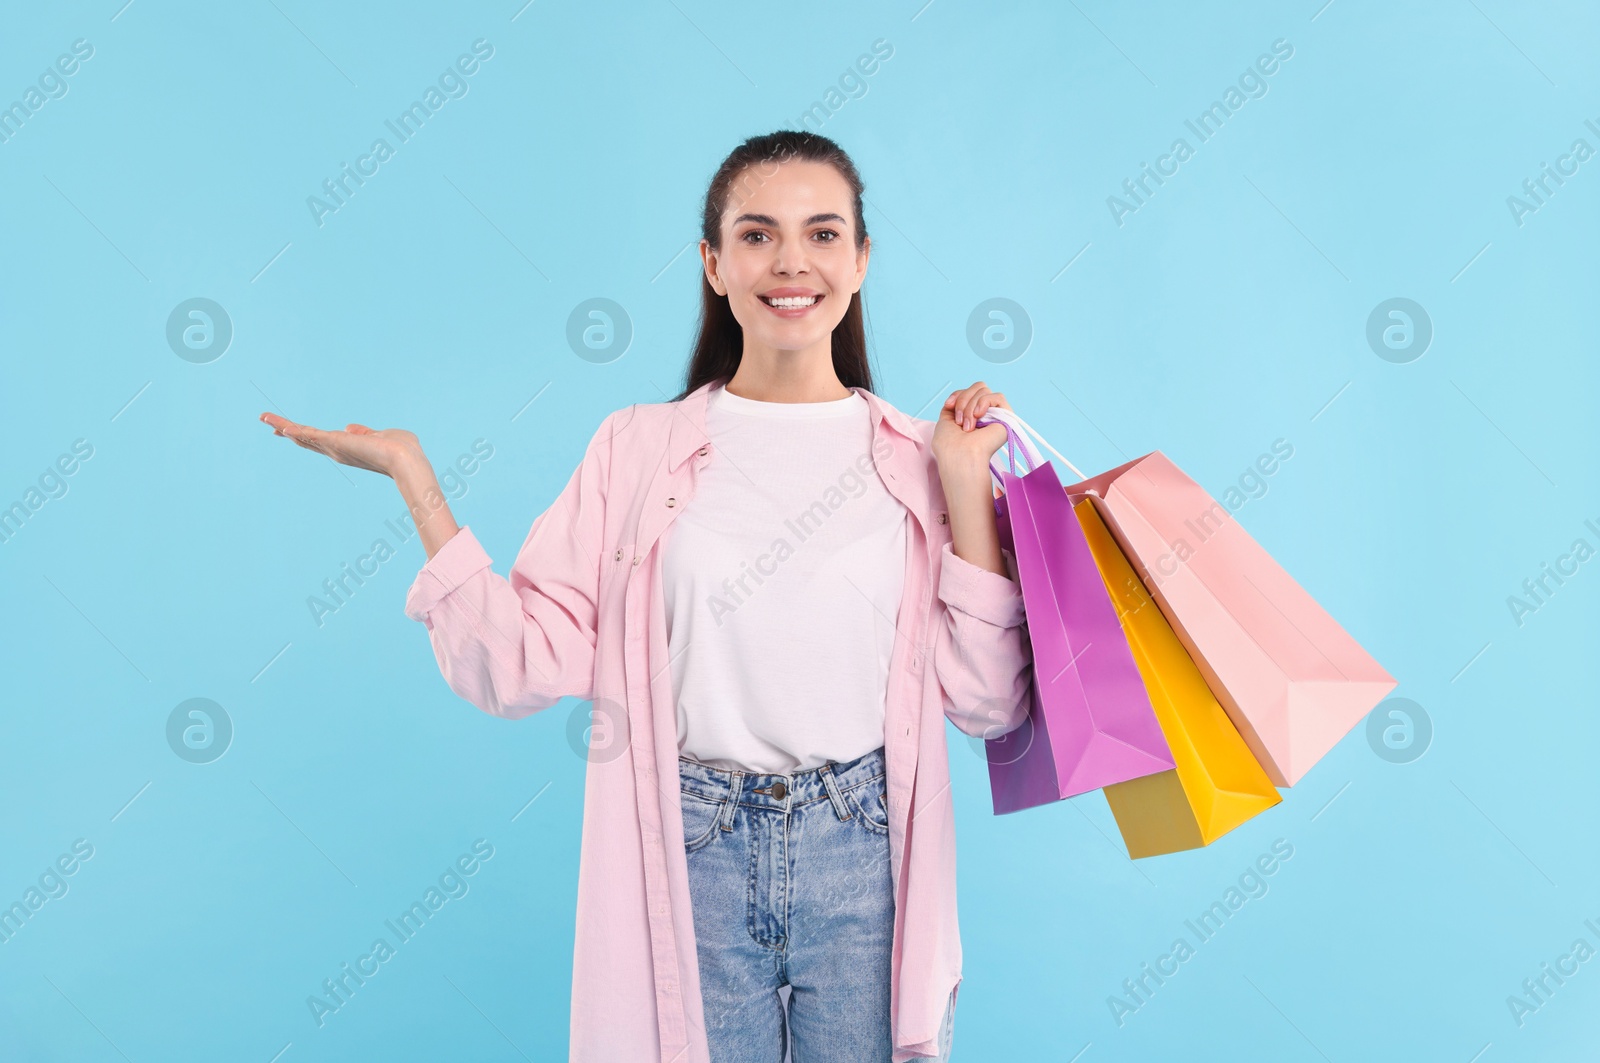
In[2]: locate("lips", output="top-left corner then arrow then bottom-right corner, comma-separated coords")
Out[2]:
758,292 -> 824,310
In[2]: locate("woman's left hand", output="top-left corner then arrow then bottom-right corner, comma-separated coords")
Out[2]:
932,381 -> 1011,474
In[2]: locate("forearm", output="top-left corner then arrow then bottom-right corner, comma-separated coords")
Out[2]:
395,456 -> 462,560
937,457 -> 1008,579
933,453 -> 1032,738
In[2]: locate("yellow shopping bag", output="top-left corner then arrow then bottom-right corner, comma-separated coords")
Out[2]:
1074,497 -> 1282,858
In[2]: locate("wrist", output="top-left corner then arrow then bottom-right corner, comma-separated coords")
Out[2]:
393,450 -> 436,492
936,453 -> 993,488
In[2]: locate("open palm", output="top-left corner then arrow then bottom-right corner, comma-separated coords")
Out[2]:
258,412 -> 421,479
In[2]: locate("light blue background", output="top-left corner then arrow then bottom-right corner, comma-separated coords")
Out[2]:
2,1 -> 1596,1060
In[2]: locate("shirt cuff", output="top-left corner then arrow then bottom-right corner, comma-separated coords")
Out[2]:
403,525 -> 494,622
936,540 -> 1026,628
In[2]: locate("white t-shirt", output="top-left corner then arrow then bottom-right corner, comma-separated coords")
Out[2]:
663,382 -> 909,774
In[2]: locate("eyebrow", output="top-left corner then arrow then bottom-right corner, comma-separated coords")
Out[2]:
731,212 -> 848,228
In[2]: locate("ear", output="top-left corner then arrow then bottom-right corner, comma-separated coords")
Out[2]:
852,234 -> 871,293
699,239 -> 727,297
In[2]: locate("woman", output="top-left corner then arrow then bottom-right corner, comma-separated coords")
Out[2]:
261,130 -> 1034,1063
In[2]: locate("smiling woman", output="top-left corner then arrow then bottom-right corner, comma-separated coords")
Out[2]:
261,129 -> 1031,1063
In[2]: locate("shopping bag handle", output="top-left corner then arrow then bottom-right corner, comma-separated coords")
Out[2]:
974,407 -> 1086,483
983,415 -> 1042,479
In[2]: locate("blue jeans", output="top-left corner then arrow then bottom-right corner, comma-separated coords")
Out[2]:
679,745 -> 956,1062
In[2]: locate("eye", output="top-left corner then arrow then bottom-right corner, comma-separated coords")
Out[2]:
813,230 -> 840,243
741,230 -> 769,244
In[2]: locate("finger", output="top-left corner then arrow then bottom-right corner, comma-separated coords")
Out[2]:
957,382 -> 990,429
947,387 -> 971,427
262,412 -> 315,440
973,390 -> 1005,416
347,424 -> 374,435
965,383 -> 992,426
287,423 -> 327,445
943,390 -> 968,427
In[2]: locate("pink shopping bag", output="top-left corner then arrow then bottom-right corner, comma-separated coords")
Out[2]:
976,412 -> 1175,815
1066,451 -> 1397,787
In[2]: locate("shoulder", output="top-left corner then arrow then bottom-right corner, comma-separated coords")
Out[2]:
858,388 -> 936,453
587,399 -> 676,452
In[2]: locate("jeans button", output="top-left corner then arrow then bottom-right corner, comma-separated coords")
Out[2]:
771,781 -> 787,800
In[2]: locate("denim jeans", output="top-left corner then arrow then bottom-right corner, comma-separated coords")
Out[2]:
679,744 -> 956,1062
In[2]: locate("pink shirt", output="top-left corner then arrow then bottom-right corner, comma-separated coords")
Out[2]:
403,377 -> 1034,1062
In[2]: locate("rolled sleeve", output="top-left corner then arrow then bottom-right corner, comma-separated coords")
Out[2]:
935,540 -> 1026,628
933,540 -> 1034,739
399,412 -> 612,719
404,525 -> 495,622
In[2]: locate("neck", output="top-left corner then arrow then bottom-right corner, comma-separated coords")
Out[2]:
724,344 -> 850,403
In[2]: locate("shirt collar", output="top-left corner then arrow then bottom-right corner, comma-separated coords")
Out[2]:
667,376 -> 923,471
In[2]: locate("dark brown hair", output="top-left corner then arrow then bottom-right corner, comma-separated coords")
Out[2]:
672,130 -> 876,402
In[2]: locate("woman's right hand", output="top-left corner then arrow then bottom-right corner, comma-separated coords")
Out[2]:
258,412 -> 425,481
261,412 -> 462,559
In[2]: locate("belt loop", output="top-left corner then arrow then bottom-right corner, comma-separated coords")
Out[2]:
719,771 -> 742,831
818,763 -> 852,822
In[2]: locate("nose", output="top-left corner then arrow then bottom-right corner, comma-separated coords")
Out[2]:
772,239 -> 810,277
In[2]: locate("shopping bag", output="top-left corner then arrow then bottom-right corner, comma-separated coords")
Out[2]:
1075,495 -> 1281,858
974,412 -> 1175,815
1055,441 -> 1397,788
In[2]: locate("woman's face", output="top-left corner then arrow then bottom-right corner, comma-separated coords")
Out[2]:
701,159 -> 870,358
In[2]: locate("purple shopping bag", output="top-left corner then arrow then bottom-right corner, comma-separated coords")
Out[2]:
981,418 -> 1176,815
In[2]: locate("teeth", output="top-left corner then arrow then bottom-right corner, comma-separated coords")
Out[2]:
764,295 -> 819,308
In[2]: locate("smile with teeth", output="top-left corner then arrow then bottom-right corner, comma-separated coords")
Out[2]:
760,294 -> 822,308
